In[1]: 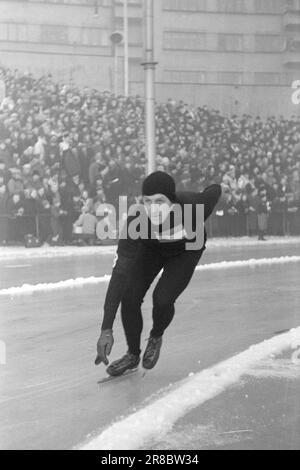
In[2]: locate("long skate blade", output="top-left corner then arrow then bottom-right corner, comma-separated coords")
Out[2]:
98,368 -> 139,385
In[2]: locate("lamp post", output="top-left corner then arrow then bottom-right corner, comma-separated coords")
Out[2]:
123,0 -> 129,96
110,31 -> 123,95
142,0 -> 157,175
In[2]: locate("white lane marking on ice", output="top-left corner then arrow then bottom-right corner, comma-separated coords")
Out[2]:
218,430 -> 253,436
195,256 -> 300,272
0,256 -> 299,298
79,327 -> 300,450
5,264 -> 32,268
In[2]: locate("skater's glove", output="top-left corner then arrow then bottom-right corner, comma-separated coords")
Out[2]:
95,329 -> 114,366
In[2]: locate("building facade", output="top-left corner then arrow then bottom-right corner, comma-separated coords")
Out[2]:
0,0 -> 300,116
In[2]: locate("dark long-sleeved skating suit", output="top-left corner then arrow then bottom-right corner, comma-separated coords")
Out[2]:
101,184 -> 221,355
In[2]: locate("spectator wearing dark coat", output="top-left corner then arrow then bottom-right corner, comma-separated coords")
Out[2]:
6,193 -> 25,242
257,191 -> 270,241
102,160 -> 123,207
269,183 -> 286,236
23,188 -> 37,236
0,181 -> 8,243
63,147 -> 81,179
36,198 -> 51,244
7,170 -> 24,195
0,65 -> 300,242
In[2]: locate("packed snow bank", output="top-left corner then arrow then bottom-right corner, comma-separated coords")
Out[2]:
1,255 -> 299,297
0,237 -> 299,262
79,327 -> 300,450
0,275 -> 112,297
0,244 -> 117,261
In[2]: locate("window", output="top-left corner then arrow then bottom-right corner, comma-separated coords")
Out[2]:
0,0 -> 111,5
0,23 -> 8,40
28,1 -> 106,5
218,34 -> 244,51
5,24 -> 29,41
40,24 -> 68,43
163,0 -> 207,11
286,0 -> 300,12
254,0 -> 282,13
216,0 -> 246,13
255,34 -> 283,52
163,0 -> 282,13
164,31 -> 207,50
81,27 -> 109,46
0,22 -> 110,46
163,70 -> 243,85
164,69 -> 206,83
281,72 -> 299,85
254,72 -> 281,84
217,71 -> 243,84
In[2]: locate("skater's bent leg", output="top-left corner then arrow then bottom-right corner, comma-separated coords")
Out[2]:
121,248 -> 164,356
151,249 -> 204,338
121,289 -> 144,356
151,289 -> 175,337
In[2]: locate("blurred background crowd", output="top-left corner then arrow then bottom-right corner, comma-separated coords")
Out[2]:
0,67 -> 299,246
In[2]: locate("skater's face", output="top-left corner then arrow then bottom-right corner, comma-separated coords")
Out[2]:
143,194 -> 173,226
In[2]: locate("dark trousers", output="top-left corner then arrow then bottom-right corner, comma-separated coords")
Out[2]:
61,215 -> 73,243
0,215 -> 8,243
121,245 -> 205,356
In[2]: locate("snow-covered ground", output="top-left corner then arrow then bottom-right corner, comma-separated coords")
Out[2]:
0,241 -> 299,450
80,327 -> 300,450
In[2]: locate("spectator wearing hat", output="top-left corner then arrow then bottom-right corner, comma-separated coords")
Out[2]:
287,193 -> 300,235
0,142 -> 12,168
31,170 -> 43,192
22,163 -> 33,188
33,135 -> 46,160
78,143 -> 92,187
36,198 -> 51,244
23,188 -> 38,237
50,199 -> 66,245
0,178 -> 8,244
7,169 -> 24,196
6,193 -> 24,242
177,171 -> 193,192
73,202 -> 97,245
102,160 -> 123,207
0,65 -> 300,242
62,142 -> 81,179
257,190 -> 270,241
46,147 -> 60,173
89,153 -> 107,189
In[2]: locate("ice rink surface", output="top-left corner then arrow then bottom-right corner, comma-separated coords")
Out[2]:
0,238 -> 299,450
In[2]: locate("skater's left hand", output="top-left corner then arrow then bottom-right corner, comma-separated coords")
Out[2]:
95,330 -> 114,366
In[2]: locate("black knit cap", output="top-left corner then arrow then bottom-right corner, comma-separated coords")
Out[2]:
142,171 -> 176,202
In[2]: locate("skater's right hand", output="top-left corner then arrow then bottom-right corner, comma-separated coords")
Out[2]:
95,329 -> 114,366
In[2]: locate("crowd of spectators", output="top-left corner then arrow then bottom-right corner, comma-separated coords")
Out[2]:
0,66 -> 300,245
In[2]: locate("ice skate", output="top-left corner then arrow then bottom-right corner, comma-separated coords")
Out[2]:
142,336 -> 163,370
106,352 -> 140,377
